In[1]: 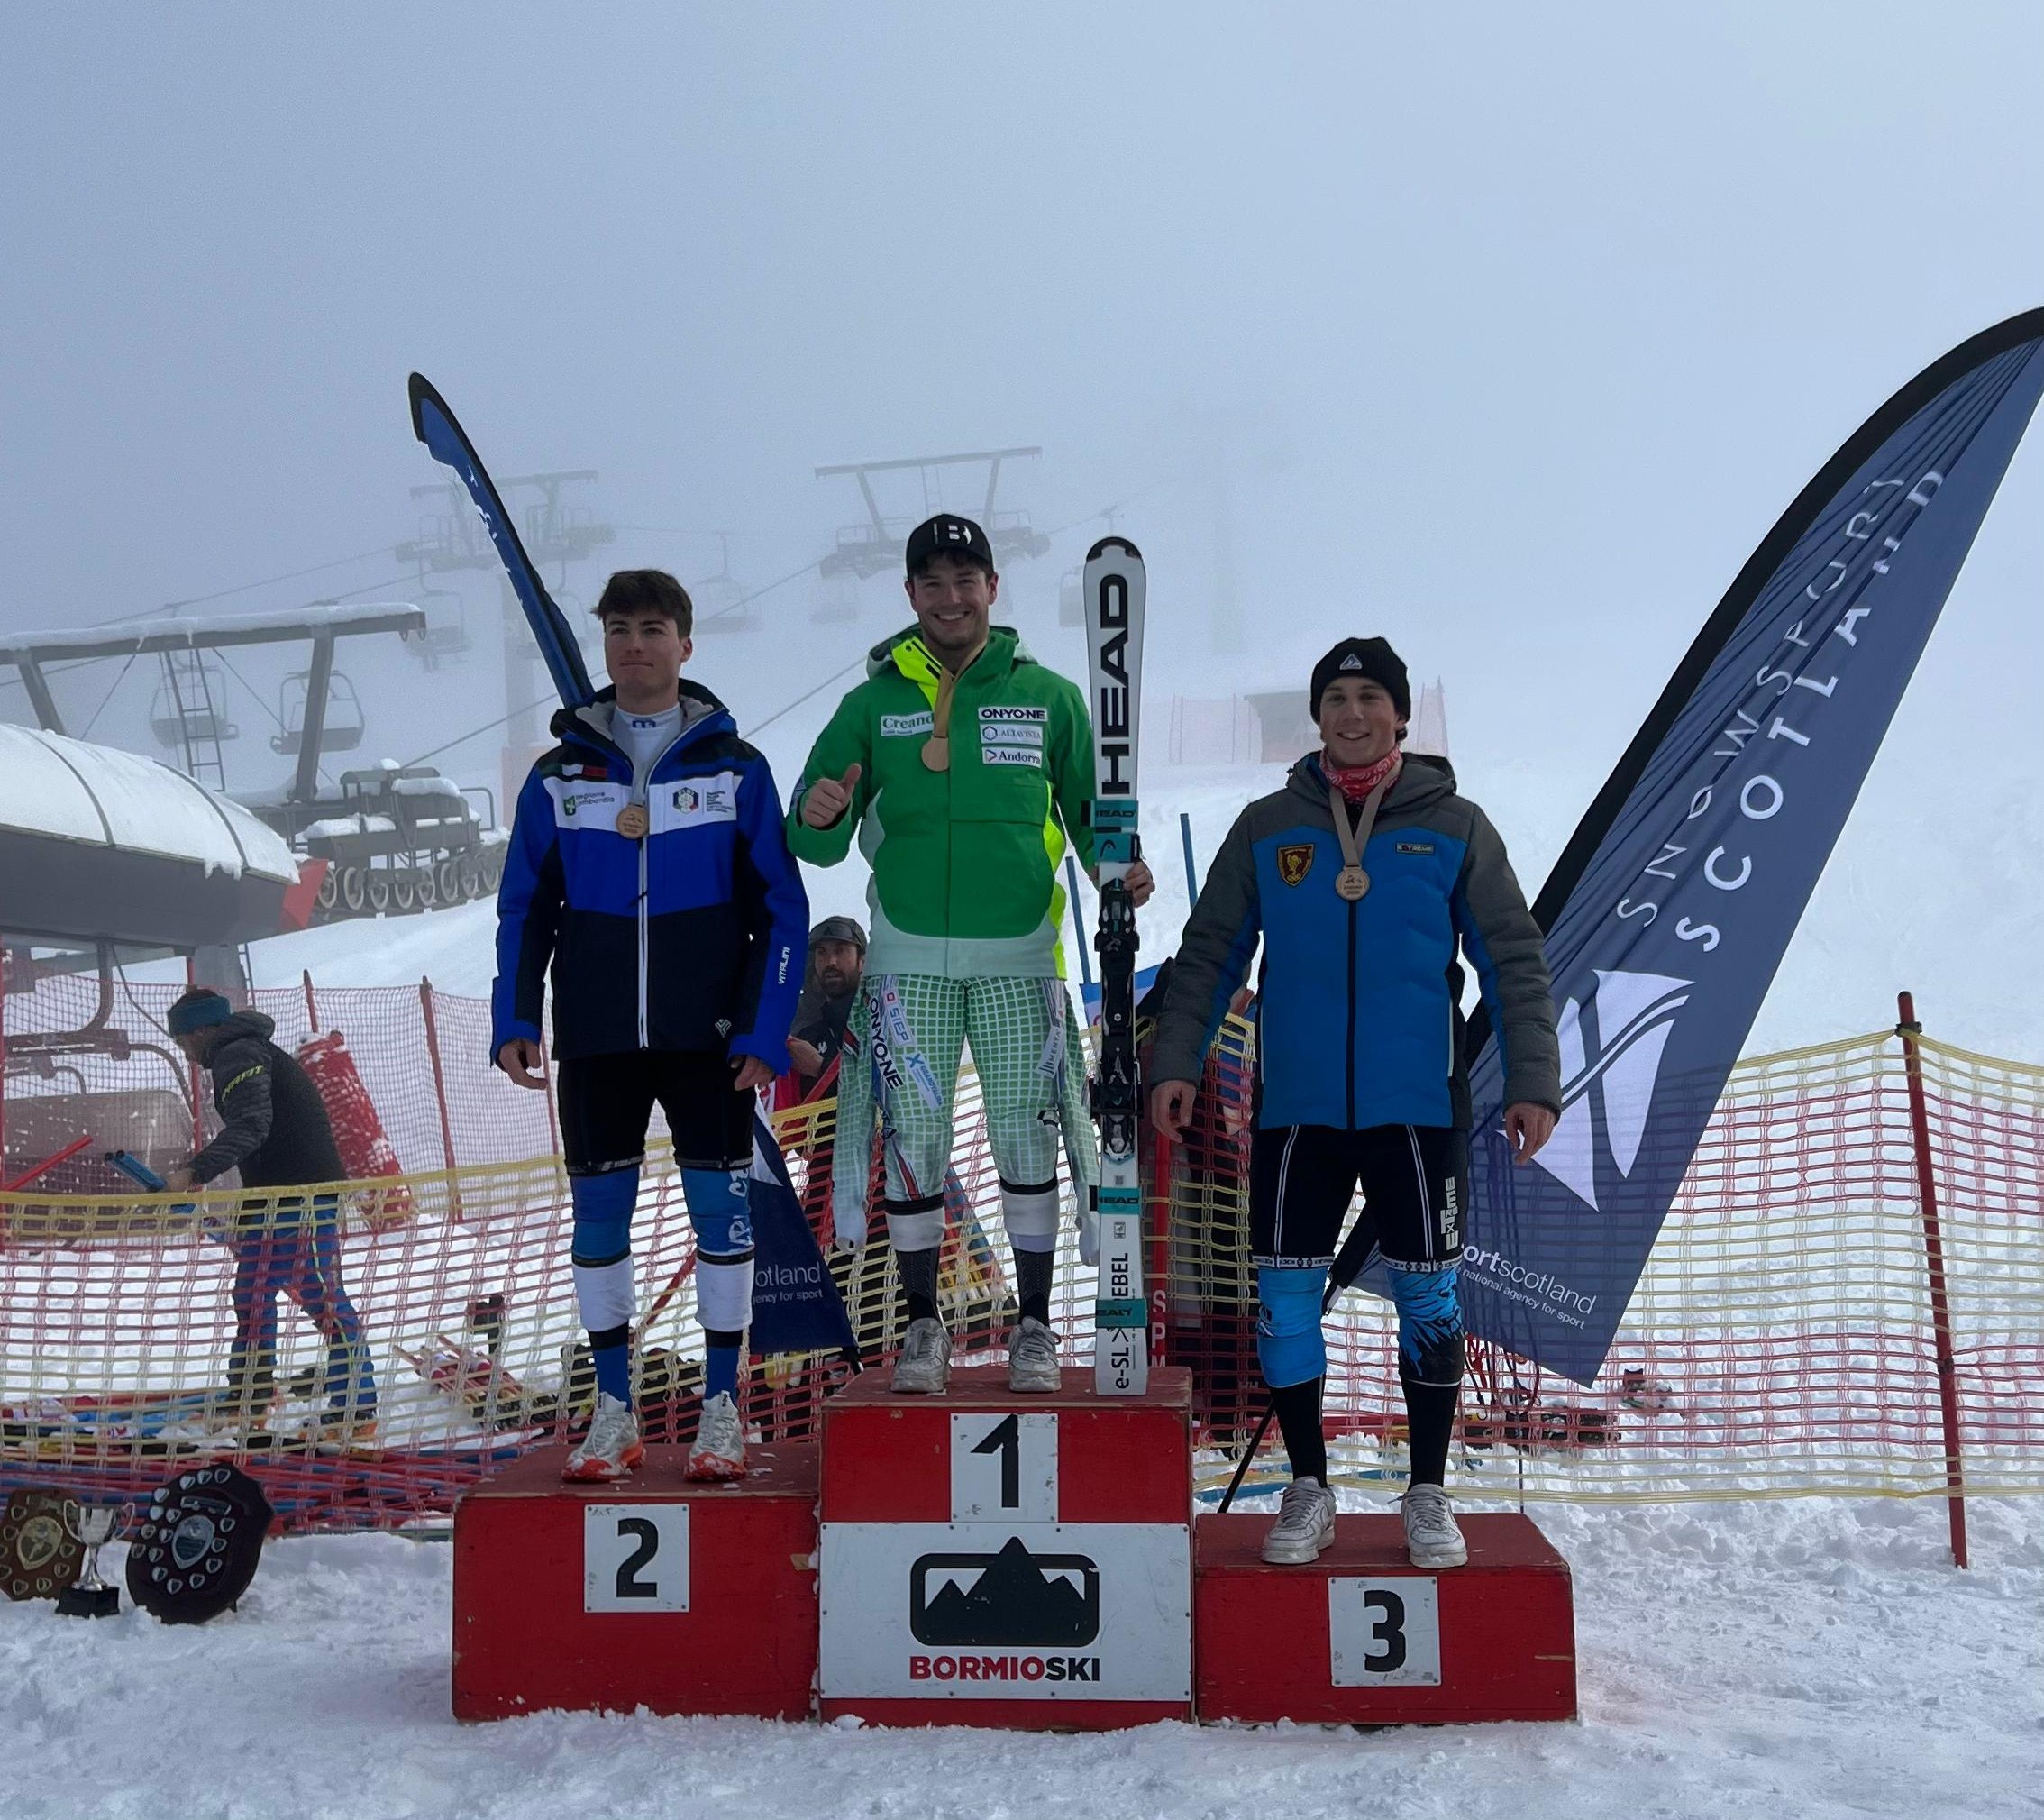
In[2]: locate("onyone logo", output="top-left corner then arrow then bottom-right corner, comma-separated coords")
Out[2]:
1531,969 -> 1690,1212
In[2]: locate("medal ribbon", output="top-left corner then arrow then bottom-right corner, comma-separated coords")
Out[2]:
1328,772 -> 1394,894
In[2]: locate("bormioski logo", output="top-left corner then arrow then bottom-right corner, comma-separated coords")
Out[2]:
1531,969 -> 1691,1212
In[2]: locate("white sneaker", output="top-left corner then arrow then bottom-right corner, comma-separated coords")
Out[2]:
1260,1477 -> 1337,1564
1401,1483 -> 1467,1568
891,1318 -> 953,1394
563,1392 -> 644,1483
687,1391 -> 746,1481
1007,1317 -> 1062,1393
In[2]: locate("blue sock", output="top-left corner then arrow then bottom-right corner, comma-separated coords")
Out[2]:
704,1343 -> 740,1402
589,1323 -> 632,1406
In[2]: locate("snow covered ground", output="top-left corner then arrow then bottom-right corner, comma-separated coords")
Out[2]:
5,1492 -> 2039,1820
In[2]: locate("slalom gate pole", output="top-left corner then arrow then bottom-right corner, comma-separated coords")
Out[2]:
1179,812 -> 1200,905
419,978 -> 462,1217
1897,991 -> 1969,1569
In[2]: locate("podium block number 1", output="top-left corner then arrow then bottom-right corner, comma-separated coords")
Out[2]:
583,1504 -> 690,1613
1328,1578 -> 1441,1687
949,1413 -> 1058,1521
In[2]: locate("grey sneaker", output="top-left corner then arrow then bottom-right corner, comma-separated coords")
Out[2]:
890,1318 -> 953,1394
1008,1317 -> 1062,1393
1401,1483 -> 1468,1568
687,1391 -> 746,1481
563,1392 -> 644,1483
1260,1477 -> 1337,1564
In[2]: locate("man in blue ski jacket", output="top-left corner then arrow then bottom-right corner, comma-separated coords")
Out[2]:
492,568 -> 808,1484
1150,636 -> 1560,1572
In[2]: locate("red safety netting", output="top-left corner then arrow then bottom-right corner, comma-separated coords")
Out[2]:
2,965 -> 2040,1528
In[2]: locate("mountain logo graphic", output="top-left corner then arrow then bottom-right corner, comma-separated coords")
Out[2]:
908,1537 -> 1100,1649
1530,969 -> 1691,1212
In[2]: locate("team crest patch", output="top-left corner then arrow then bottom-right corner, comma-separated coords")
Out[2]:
1276,844 -> 1314,887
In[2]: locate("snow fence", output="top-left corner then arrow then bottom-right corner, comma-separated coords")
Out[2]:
1,971 -> 2039,1528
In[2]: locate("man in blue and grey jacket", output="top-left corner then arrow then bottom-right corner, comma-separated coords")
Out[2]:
1150,636 -> 1560,1571
493,568 -> 808,1484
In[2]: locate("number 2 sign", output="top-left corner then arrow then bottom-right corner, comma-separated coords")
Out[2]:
583,1504 -> 691,1614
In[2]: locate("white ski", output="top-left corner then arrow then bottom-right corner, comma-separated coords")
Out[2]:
1083,536 -> 1148,1395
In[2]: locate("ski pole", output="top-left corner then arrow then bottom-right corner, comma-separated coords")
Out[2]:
1179,812 -> 1199,905
1216,1211 -> 1380,1513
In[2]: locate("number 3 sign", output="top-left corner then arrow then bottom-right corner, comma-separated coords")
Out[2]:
1328,1577 -> 1442,1687
583,1504 -> 691,1613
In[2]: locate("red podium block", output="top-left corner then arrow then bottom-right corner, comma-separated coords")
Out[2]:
1194,1512 -> 1575,1724
817,1367 -> 1193,1729
452,1442 -> 819,1722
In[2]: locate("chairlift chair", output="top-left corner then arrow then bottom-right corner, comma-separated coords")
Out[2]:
271,669 -> 366,755
147,657 -> 239,748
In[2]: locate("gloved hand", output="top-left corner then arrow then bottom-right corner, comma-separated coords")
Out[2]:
833,1183 -> 869,1253
1077,1197 -> 1100,1268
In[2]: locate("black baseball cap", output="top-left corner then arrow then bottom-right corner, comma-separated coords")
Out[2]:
905,514 -> 996,578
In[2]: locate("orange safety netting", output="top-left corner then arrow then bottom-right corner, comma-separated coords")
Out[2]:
2,969 -> 2040,1528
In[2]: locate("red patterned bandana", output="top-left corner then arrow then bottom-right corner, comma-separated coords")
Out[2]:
1322,747 -> 1402,805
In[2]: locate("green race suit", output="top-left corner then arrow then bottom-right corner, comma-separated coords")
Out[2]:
787,626 -> 1100,1252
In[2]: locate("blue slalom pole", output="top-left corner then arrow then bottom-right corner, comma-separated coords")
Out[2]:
1180,811 -> 1200,905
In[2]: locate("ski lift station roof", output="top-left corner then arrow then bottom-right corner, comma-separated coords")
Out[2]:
0,725 -> 302,951
0,600 -> 424,663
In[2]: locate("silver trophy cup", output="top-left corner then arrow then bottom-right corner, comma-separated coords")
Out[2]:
56,1500 -> 130,1618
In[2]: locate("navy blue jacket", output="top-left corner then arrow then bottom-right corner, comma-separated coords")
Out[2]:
1152,753 -> 1561,1131
491,682 -> 808,1069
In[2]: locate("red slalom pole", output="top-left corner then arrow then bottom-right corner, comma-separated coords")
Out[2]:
1897,992 -> 1968,1569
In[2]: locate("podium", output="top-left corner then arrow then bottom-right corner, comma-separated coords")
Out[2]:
1194,1512 -> 1576,1724
452,1443 -> 818,1721
817,1367 -> 1194,1729
448,1369 -> 1578,1731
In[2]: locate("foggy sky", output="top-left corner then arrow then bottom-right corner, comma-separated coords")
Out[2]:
5,5 -> 2044,1051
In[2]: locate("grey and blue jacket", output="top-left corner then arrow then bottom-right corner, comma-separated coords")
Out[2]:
1151,753 -> 1562,1131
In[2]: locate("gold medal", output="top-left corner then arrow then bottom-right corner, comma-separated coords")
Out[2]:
1336,865 -> 1370,901
616,802 -> 649,840
921,736 -> 951,773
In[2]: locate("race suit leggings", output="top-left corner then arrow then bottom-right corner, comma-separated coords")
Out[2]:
228,1195 -> 376,1417
1249,1123 -> 1467,1487
839,974 -> 1093,1324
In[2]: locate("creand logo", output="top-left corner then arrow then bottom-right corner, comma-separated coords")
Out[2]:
1529,968 -> 1691,1212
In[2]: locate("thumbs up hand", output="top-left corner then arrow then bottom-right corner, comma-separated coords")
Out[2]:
800,762 -> 862,829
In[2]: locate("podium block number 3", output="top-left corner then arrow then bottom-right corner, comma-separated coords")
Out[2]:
949,1413 -> 1058,1521
583,1504 -> 690,1613
1328,1578 -> 1441,1687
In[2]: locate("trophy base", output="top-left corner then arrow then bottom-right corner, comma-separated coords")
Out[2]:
56,1584 -> 120,1619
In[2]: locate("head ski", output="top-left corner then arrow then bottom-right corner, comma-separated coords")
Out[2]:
406,373 -> 596,709
1083,535 -> 1148,1395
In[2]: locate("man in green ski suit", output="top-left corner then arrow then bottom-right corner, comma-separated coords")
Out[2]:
788,512 -> 1154,1395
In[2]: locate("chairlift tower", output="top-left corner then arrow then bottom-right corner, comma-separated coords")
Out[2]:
815,447 -> 1050,581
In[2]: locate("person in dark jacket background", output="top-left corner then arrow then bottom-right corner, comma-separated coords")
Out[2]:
492,568 -> 808,1485
1150,636 -> 1560,1573
785,915 -> 869,1092
166,988 -> 377,1440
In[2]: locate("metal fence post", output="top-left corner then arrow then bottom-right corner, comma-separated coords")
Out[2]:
1897,991 -> 1968,1569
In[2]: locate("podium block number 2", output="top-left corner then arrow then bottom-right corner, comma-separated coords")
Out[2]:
1328,1577 -> 1441,1687
583,1504 -> 690,1613
949,1413 -> 1058,1521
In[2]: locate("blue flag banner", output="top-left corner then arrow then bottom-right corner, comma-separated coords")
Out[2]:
407,373 -> 597,709
1460,310 -> 2044,1385
746,1112 -> 857,1358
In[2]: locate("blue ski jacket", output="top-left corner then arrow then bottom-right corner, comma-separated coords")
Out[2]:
1151,753 -> 1561,1131
491,681 -> 808,1070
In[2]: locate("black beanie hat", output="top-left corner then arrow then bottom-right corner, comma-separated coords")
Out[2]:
1309,636 -> 1410,723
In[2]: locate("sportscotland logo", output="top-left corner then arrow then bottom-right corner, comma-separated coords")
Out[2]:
1531,970 -> 1691,1212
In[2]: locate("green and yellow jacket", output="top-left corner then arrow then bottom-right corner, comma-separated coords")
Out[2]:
785,625 -> 1097,979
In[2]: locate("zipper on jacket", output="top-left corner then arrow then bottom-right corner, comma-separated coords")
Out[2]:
1346,894 -> 1359,1129
635,719 -> 695,1050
